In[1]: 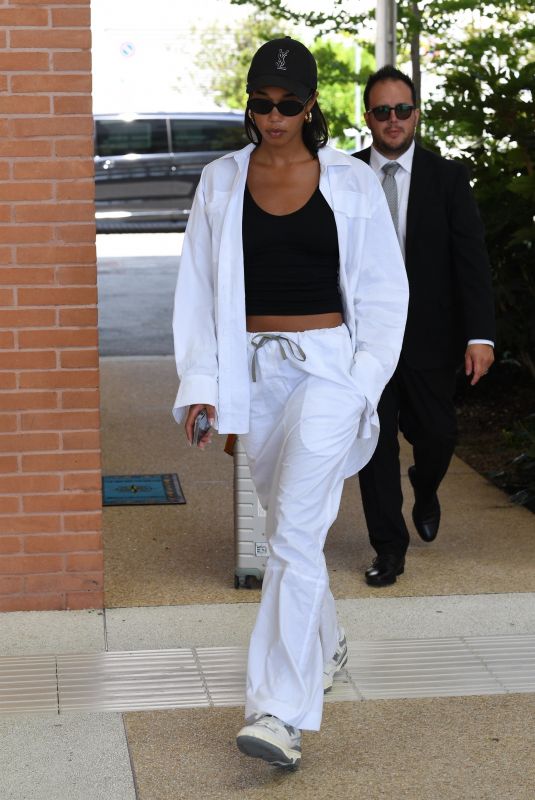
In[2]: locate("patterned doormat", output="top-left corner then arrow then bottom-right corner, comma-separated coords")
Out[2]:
102,474 -> 186,506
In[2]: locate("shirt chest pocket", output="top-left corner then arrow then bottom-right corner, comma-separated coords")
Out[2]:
205,190 -> 231,223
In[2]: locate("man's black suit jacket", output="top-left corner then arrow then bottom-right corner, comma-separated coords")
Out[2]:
353,145 -> 495,369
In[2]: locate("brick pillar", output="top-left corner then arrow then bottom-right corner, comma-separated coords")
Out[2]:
0,1 -> 103,611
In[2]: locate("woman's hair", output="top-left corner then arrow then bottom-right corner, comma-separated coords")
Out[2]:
244,99 -> 329,157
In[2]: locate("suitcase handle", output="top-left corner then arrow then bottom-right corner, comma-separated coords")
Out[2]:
224,434 -> 237,456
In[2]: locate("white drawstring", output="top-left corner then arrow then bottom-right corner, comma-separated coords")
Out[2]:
250,333 -> 306,382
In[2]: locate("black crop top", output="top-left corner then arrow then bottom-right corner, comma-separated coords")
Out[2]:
242,184 -> 342,316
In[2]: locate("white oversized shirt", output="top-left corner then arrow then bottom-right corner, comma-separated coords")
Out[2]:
172,144 -> 409,467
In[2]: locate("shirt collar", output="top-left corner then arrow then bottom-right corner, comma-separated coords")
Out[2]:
229,143 -> 350,172
370,140 -> 415,174
229,143 -> 255,170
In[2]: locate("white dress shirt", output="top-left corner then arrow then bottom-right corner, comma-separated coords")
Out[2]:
369,143 -> 493,349
370,141 -> 414,261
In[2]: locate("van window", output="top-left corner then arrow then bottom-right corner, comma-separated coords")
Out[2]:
95,119 -> 169,157
170,119 -> 246,153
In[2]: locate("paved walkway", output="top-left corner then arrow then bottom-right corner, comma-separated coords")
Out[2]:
0,354 -> 534,799
2,600 -> 535,799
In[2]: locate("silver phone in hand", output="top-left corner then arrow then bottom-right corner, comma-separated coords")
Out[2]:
192,409 -> 211,446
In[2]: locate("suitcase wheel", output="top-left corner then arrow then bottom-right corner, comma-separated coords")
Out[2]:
234,575 -> 254,589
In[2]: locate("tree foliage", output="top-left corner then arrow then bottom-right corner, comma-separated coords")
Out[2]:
308,39 -> 374,146
227,0 -> 370,36
194,15 -> 288,110
194,12 -> 374,147
418,7 -> 535,377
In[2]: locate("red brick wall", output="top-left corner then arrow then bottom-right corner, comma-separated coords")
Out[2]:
0,0 -> 103,611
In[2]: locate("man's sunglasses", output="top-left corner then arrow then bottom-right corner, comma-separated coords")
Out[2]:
248,97 -> 309,117
369,103 -> 416,121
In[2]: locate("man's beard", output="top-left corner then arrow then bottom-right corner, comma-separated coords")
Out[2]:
375,129 -> 415,157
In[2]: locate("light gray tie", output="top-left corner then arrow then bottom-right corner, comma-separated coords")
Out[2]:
381,161 -> 400,233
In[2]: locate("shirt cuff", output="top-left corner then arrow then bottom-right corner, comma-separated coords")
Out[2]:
172,374 -> 218,425
467,339 -> 494,347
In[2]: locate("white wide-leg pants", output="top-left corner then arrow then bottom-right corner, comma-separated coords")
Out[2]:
241,325 -> 365,731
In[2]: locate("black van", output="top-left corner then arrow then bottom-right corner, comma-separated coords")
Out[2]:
94,112 -> 247,233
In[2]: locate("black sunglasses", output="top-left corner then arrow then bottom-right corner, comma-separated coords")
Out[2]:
369,103 -> 416,121
248,97 -> 309,117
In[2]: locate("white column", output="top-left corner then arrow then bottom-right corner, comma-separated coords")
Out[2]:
375,0 -> 397,67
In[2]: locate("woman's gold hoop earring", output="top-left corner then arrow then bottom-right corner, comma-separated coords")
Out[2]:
247,109 -> 254,121
305,111 -> 312,123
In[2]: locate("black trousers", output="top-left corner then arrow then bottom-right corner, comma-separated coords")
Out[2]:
358,358 -> 458,558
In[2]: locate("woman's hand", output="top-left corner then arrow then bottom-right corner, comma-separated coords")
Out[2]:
185,404 -> 216,450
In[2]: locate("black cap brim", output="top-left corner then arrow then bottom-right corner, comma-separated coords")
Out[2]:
246,74 -> 313,103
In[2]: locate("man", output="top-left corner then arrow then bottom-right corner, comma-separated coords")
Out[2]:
354,66 -> 495,587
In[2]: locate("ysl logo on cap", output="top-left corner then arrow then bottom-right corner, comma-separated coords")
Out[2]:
276,48 -> 289,70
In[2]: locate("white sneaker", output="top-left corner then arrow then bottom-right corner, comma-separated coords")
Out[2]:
236,714 -> 302,768
323,626 -> 348,691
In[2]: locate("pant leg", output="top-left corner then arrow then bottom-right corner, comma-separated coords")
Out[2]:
358,374 -> 410,557
319,585 -> 339,669
398,364 -> 458,499
358,361 -> 458,555
244,377 -> 358,731
242,329 -> 362,732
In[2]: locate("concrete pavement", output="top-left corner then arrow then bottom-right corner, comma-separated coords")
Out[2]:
0,234 -> 533,799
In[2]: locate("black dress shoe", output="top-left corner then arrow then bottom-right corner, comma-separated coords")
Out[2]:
365,554 -> 405,587
408,465 -> 441,542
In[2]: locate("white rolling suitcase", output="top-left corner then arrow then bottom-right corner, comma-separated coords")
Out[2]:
232,436 -> 268,588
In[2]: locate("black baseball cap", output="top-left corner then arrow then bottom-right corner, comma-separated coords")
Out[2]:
246,36 -> 317,102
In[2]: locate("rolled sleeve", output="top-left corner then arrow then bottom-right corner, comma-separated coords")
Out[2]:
172,374 -> 219,424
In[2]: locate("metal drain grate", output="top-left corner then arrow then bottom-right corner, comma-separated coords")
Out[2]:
465,635 -> 535,693
0,655 -> 58,714
1,635 -> 534,715
57,649 -> 207,712
346,638 -> 504,699
195,646 -> 360,706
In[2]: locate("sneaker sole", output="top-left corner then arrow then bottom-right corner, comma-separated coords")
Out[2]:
236,734 -> 301,769
323,649 -> 348,692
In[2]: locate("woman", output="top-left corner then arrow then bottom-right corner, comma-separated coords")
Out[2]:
172,37 -> 408,769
